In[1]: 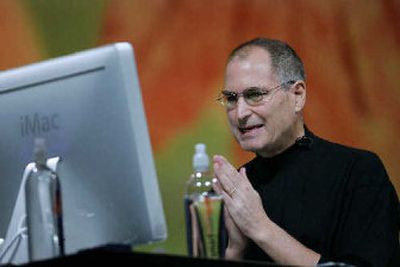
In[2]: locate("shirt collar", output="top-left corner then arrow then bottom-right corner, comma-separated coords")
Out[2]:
255,124 -> 314,161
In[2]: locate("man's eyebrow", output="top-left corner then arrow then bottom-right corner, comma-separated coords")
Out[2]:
221,90 -> 236,94
244,86 -> 263,90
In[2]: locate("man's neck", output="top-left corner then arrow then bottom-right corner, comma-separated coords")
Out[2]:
257,121 -> 305,158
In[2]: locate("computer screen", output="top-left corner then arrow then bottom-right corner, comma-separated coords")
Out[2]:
0,43 -> 167,263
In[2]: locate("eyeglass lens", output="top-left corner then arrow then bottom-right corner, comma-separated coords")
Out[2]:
222,88 -> 269,107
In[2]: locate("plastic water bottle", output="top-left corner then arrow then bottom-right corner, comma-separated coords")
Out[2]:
25,138 -> 64,261
184,143 -> 224,258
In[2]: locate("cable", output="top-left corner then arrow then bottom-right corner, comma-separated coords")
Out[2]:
0,215 -> 27,263
0,227 -> 27,262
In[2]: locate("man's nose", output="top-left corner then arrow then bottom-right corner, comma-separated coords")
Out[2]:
236,97 -> 252,120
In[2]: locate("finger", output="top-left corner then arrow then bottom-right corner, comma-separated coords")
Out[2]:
239,167 -> 246,177
212,178 -> 223,195
212,178 -> 236,199
239,167 -> 253,188
220,189 -> 234,207
213,161 -> 236,193
213,155 -> 242,190
214,155 -> 245,185
214,155 -> 239,175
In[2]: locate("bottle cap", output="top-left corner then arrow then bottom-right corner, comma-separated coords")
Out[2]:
193,143 -> 209,172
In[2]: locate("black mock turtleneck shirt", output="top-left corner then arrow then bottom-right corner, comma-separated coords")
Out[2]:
241,128 -> 399,267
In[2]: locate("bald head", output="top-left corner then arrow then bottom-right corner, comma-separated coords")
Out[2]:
227,38 -> 306,84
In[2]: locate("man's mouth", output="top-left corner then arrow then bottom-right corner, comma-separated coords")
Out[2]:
238,124 -> 264,134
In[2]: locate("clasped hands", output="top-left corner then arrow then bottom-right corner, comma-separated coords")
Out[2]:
212,155 -> 271,258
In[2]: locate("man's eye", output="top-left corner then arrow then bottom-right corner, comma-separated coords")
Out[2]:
246,91 -> 265,100
225,93 -> 238,102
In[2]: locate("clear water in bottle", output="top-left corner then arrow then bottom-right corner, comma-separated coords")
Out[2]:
184,144 -> 224,258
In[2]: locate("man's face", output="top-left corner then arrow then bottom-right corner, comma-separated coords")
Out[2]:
224,47 -> 301,156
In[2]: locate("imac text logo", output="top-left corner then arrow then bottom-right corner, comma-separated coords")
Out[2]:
20,113 -> 60,137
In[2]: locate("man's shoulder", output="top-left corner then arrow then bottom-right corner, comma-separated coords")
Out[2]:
242,131 -> 380,168
313,133 -> 378,161
313,133 -> 390,184
243,129 -> 386,179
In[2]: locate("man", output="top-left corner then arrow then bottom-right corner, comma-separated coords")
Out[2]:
213,37 -> 399,266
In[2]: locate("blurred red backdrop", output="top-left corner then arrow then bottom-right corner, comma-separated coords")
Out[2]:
1,0 -> 399,254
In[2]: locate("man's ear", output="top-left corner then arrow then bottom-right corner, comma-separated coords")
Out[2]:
293,81 -> 306,112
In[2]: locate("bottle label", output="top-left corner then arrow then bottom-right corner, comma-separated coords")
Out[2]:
186,194 -> 223,258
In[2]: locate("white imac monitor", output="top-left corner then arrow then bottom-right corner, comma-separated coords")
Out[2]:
0,42 -> 167,264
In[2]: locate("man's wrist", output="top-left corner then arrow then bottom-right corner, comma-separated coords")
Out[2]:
247,217 -> 274,245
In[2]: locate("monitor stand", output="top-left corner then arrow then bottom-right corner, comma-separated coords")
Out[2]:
0,157 -> 61,265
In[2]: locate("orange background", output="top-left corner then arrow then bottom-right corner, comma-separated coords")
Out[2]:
1,0 -> 399,255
